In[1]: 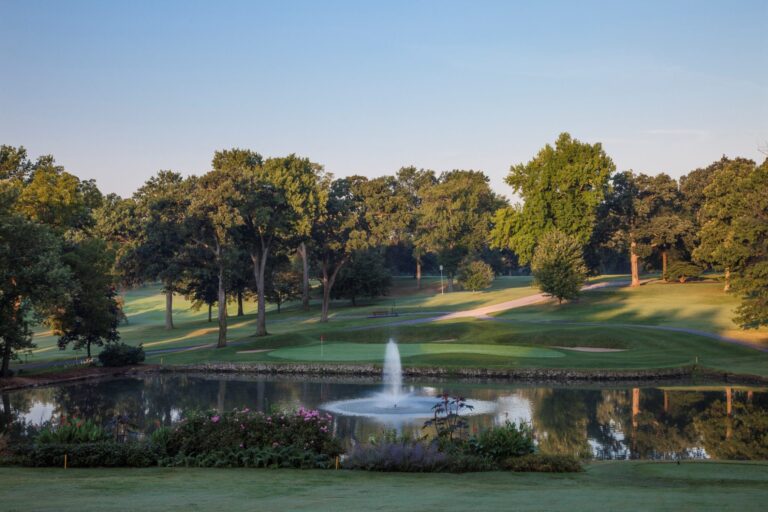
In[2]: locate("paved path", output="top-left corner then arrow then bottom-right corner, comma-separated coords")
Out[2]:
354,280 -> 628,328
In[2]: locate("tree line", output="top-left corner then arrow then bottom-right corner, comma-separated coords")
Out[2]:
1,134 -> 766,376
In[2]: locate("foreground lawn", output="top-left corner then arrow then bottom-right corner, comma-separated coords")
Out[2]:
1,462 -> 766,512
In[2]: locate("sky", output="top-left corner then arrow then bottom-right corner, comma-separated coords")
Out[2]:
1,0 -> 766,200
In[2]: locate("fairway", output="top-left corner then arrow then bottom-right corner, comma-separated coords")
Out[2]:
267,342 -> 564,362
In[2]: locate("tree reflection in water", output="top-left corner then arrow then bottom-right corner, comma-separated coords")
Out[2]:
1,376 -> 766,460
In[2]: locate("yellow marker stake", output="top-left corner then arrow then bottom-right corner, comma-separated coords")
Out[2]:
335,456 -> 339,470
64,454 -> 67,469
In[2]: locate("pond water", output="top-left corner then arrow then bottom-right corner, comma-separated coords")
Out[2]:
2,374 -> 766,460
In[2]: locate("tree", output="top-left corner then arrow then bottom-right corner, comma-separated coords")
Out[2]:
0,145 -> 33,181
396,166 -> 437,288
51,239 -> 122,358
0,198 -> 70,376
457,260 -> 495,292
598,172 -> 685,286
310,177 -> 370,322
228,151 -> 324,336
490,133 -> 615,266
185,171 -> 243,347
264,257 -> 302,313
729,159 -> 768,328
693,158 -> 757,292
330,249 -> 392,306
130,171 -> 189,329
417,170 -> 501,291
531,230 -> 587,304
15,155 -> 101,232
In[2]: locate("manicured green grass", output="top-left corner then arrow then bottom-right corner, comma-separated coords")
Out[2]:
14,275 -> 768,378
1,462 -> 766,512
496,280 -> 768,347
268,342 -> 564,361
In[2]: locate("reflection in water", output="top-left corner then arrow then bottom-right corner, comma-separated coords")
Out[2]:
1,375 -> 766,460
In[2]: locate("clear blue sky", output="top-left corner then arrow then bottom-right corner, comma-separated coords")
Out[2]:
1,0 -> 766,198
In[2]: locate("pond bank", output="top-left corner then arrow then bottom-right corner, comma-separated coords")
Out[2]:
3,361 -> 767,391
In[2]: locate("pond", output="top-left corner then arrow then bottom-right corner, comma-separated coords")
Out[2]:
2,374 -> 766,460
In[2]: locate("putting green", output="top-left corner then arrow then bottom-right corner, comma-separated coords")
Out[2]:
267,342 -> 565,362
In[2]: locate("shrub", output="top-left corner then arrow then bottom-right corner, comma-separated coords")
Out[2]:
98,342 -> 145,367
344,441 -> 492,472
666,261 -> 703,283
471,421 -> 535,462
457,260 -> 495,292
164,407 -> 341,469
531,230 -> 587,303
501,454 -> 582,472
22,442 -> 160,468
36,417 -> 109,444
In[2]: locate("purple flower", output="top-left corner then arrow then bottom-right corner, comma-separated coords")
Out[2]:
211,415 -> 220,423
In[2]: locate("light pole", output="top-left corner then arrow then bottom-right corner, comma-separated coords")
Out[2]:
439,265 -> 444,295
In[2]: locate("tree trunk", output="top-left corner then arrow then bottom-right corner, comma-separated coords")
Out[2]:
251,248 -> 269,337
0,339 -> 11,378
217,262 -> 227,348
447,274 -> 454,292
1,296 -> 21,378
298,242 -> 310,310
724,267 -> 731,292
416,258 -> 422,289
661,250 -> 668,282
86,341 -> 91,359
164,289 -> 174,329
630,241 -> 640,287
320,260 -> 345,323
277,301 -> 281,313
208,304 -> 212,323
237,290 -> 244,317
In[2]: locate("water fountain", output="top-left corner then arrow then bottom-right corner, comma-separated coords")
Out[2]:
321,339 -> 495,420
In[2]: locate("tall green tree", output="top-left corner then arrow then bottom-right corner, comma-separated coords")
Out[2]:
51,239 -> 122,358
185,171 -> 243,347
395,167 -> 436,288
0,194 -> 70,376
693,158 -> 757,292
130,171 -> 189,329
228,151 -> 323,336
490,133 -> 614,266
310,177 -> 370,322
417,170 -> 500,291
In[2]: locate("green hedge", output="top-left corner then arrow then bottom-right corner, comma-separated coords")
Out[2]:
22,442 -> 160,468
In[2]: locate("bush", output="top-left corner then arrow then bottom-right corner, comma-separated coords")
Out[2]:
501,453 -> 582,473
457,260 -> 495,292
666,261 -> 703,283
36,417 -> 109,444
531,230 -> 587,303
470,421 -> 535,462
98,342 -> 145,367
22,442 -> 160,468
344,441 -> 492,472
164,407 -> 341,469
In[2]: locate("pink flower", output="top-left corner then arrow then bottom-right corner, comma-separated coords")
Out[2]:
211,415 -> 220,423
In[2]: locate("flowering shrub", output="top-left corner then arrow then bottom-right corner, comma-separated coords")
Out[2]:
163,407 -> 341,468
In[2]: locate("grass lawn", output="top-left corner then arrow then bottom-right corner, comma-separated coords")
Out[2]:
1,462 -> 767,512
13,275 -> 768,379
